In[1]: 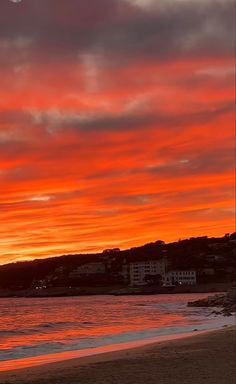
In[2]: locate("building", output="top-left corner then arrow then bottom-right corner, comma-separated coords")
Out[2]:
119,263 -> 129,283
201,268 -> 215,276
208,243 -> 228,250
165,270 -> 196,286
206,254 -> 223,262
129,259 -> 167,286
69,262 -> 106,278
102,248 -> 120,254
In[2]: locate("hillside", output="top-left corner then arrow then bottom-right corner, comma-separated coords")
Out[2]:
0,233 -> 235,293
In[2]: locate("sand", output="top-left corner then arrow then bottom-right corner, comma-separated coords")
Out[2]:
1,327 -> 235,384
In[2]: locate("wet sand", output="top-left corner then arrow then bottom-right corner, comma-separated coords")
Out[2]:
1,326 -> 235,384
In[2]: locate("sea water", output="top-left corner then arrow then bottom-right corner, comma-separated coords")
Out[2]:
0,293 -> 233,370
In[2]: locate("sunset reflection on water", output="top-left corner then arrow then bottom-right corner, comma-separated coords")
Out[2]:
0,293 -> 227,371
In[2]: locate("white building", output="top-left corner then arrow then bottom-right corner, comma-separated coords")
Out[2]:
69,262 -> 106,278
130,259 -> 167,286
165,270 -> 196,286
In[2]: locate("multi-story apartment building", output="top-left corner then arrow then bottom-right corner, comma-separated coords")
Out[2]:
129,259 -> 167,286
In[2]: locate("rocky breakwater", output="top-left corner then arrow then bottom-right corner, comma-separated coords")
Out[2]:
187,286 -> 236,316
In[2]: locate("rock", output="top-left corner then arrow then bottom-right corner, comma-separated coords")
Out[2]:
212,310 -> 222,315
223,310 -> 232,317
187,288 -> 236,315
227,286 -> 236,300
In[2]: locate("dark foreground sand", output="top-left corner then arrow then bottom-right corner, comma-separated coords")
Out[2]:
1,327 -> 235,384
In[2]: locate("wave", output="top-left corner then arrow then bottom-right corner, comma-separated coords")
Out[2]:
0,341 -> 68,361
39,321 -> 77,328
0,322 -> 75,337
0,293 -> 223,364
0,329 -> 26,336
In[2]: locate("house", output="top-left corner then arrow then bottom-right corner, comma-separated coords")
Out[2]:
208,243 -> 228,250
129,259 -> 167,286
206,254 -> 225,262
102,248 -> 120,254
165,270 -> 196,286
201,268 -> 215,276
69,262 -> 106,278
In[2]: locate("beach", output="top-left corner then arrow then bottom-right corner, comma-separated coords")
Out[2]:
1,326 -> 235,384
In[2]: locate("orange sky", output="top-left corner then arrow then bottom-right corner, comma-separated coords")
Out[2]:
0,0 -> 235,264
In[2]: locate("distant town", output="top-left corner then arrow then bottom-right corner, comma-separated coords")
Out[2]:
0,233 -> 235,297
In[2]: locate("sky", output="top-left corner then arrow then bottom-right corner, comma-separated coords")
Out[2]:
0,0 -> 235,265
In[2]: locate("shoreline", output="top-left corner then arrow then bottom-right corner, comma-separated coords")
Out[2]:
1,326 -> 235,384
0,314 -> 234,373
0,282 -> 232,298
0,329 -> 214,372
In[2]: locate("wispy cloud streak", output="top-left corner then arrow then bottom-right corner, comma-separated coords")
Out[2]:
0,0 -> 234,263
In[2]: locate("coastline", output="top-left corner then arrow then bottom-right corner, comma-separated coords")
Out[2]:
0,282 -> 232,298
0,313 -> 234,373
1,326 -> 235,384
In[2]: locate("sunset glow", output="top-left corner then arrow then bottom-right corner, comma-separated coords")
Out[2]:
0,0 -> 235,264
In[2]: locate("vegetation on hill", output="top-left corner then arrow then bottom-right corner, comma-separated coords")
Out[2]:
0,233 -> 235,291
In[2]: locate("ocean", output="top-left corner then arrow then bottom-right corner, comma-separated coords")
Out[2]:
0,293 -> 233,371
